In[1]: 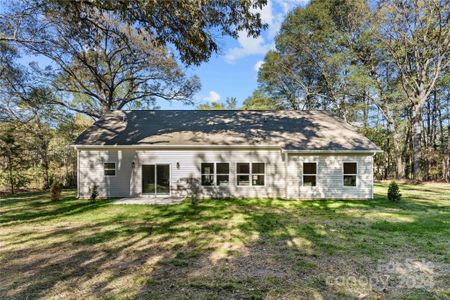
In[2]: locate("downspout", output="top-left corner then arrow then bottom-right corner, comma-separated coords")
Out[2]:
371,152 -> 376,199
284,151 -> 288,199
76,148 -> 80,198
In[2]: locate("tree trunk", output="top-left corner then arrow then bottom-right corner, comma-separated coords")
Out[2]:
447,123 -> 450,181
43,154 -> 50,189
7,152 -> 14,194
363,91 -> 368,130
385,114 -> 404,179
392,136 -> 404,179
412,103 -> 423,180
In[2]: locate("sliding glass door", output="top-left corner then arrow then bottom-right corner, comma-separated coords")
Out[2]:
142,164 -> 170,195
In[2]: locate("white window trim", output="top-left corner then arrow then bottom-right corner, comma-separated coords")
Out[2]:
236,162 -> 266,187
236,162 -> 251,187
302,161 -> 318,187
104,162 -> 116,177
343,161 -> 358,187
201,162 -> 230,186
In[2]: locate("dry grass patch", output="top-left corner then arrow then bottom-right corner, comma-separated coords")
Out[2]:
0,183 -> 449,299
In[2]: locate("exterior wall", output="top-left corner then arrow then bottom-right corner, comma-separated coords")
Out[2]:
78,149 -> 135,198
286,154 -> 374,199
78,148 -> 286,199
78,148 -> 374,199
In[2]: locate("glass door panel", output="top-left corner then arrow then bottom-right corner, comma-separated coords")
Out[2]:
156,165 -> 170,194
142,164 -> 170,195
142,165 -> 156,194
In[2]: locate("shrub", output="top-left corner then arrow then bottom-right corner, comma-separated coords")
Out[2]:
191,195 -> 199,206
90,184 -> 99,203
387,181 -> 401,202
50,180 -> 63,200
188,177 -> 200,206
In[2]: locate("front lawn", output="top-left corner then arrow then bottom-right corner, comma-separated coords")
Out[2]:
0,183 -> 449,299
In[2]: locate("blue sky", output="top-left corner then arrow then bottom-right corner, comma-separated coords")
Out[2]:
165,0 -> 310,110
18,0 -> 309,110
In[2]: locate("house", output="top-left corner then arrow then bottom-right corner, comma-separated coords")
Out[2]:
72,110 -> 381,200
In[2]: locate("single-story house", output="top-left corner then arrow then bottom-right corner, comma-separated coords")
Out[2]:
72,110 -> 381,200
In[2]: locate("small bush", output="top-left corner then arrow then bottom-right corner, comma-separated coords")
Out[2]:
387,181 -> 401,201
191,195 -> 199,206
50,180 -> 63,200
90,184 -> 99,203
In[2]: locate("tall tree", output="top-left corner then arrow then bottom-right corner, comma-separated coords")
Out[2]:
0,123 -> 30,194
242,90 -> 281,110
197,97 -> 238,110
257,0 -> 368,118
7,7 -> 201,118
1,0 -> 268,65
375,0 -> 450,179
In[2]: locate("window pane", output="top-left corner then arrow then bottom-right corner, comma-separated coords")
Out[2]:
104,163 -> 115,169
156,165 -> 170,194
104,169 -> 115,176
303,163 -> 317,174
142,165 -> 155,193
237,163 -> 250,174
252,163 -> 265,174
344,162 -> 357,174
201,175 -> 214,186
252,174 -> 264,186
201,163 -> 214,174
237,175 -> 250,186
344,175 -> 356,186
216,163 -> 229,174
303,175 -> 316,186
216,175 -> 229,186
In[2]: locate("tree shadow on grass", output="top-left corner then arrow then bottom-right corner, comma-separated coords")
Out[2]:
0,188 -> 448,299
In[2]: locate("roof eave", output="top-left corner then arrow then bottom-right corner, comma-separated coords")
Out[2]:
70,144 -> 383,154
281,149 -> 383,154
70,144 -> 282,150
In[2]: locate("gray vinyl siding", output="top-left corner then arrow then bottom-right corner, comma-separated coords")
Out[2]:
286,154 -> 374,199
78,149 -> 135,198
78,148 -> 374,199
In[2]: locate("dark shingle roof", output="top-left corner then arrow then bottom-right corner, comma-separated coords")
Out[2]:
73,110 -> 381,152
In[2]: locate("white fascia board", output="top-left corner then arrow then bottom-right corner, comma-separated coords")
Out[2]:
281,149 -> 383,154
71,144 -> 282,150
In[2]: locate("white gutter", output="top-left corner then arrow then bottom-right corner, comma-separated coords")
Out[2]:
71,144 -> 383,154
281,149 -> 383,154
71,144 -> 282,150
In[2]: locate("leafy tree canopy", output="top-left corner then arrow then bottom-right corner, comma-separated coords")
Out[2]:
2,0 -> 268,65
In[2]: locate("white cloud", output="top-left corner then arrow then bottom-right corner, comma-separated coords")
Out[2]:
254,60 -> 264,72
257,0 -> 274,26
223,0 -> 310,63
203,90 -> 221,102
275,0 -> 309,14
259,0 -> 283,39
224,32 -> 273,63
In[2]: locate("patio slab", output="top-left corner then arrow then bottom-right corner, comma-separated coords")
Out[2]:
112,196 -> 185,205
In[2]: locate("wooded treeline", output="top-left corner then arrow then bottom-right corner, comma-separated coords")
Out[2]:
241,0 -> 450,181
0,0 -> 449,193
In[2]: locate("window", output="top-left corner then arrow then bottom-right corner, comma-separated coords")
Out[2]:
237,163 -> 250,186
252,163 -> 265,186
343,162 -> 357,186
201,163 -> 229,186
201,163 -> 214,186
216,163 -> 230,186
104,162 -> 116,176
237,162 -> 265,186
303,162 -> 317,186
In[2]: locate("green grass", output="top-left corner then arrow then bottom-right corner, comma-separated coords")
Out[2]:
0,183 -> 449,299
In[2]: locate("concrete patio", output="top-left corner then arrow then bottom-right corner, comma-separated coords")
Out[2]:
112,196 -> 186,205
